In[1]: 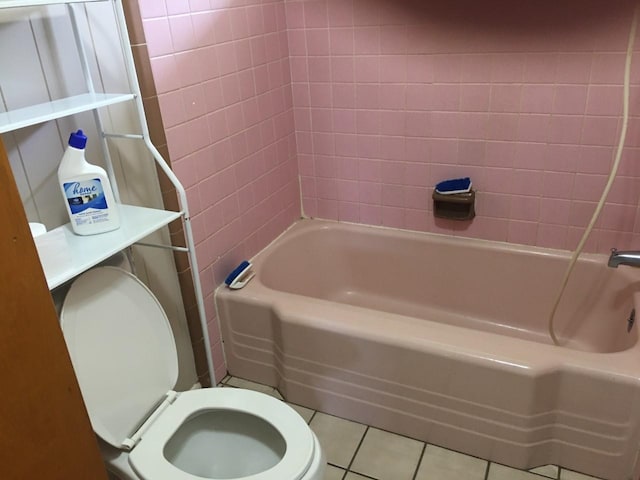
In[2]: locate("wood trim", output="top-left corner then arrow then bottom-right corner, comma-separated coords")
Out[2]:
0,136 -> 108,480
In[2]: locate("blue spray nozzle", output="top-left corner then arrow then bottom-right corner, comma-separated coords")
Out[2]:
68,129 -> 87,149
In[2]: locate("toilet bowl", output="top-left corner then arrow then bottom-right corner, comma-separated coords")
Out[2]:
60,267 -> 325,480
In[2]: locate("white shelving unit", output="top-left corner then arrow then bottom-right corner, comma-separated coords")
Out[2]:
0,0 -> 214,382
36,205 -> 182,289
0,93 -> 135,133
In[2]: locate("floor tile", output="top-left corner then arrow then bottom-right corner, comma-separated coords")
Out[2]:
489,463 -> 548,480
287,402 -> 315,423
559,469 -> 602,480
324,464 -> 346,480
344,473 -> 369,480
309,413 -> 367,468
225,376 -> 274,394
219,377 -> 603,480
529,465 -> 559,478
225,376 -> 283,399
351,427 -> 424,480
415,444 -> 487,480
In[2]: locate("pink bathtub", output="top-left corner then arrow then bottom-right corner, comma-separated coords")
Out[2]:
216,219 -> 640,479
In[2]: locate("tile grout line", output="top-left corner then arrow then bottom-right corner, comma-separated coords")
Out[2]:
345,425 -> 370,475
484,460 -> 491,480
411,442 -> 427,480
325,461 -> 348,478
491,460 -> 564,480
340,466 -> 347,480
350,473 -> 378,480
307,409 -> 318,425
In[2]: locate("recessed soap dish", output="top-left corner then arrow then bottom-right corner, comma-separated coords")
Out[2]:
432,189 -> 476,221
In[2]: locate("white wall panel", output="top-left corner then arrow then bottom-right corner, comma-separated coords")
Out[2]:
5,134 -> 39,220
11,124 -> 66,228
0,2 -> 197,389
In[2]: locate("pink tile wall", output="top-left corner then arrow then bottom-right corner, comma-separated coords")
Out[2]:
287,0 -> 640,253
140,0 -> 299,382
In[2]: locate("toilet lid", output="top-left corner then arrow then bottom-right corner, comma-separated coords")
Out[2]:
60,266 -> 178,448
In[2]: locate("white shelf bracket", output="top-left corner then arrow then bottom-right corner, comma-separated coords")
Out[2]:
134,241 -> 189,253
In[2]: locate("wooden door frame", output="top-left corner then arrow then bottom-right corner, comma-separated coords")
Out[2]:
0,136 -> 107,480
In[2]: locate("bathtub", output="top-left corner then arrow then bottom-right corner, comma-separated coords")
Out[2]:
216,219 -> 640,479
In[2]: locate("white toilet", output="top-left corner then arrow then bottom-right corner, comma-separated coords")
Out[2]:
60,266 -> 325,480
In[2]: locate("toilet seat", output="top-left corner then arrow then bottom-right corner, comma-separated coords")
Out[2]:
129,388 -> 315,480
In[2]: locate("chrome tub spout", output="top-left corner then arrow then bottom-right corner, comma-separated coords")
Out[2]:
608,248 -> 640,268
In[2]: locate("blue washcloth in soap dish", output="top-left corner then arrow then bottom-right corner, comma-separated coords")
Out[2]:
435,177 -> 472,195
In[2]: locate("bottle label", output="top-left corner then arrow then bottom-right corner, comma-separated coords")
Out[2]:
63,179 -> 110,225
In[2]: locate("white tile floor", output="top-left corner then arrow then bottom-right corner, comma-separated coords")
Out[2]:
221,376 -> 603,480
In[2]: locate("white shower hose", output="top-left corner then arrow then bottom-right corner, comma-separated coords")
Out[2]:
548,4 -> 640,345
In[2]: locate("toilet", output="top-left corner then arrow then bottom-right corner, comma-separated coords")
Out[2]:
60,266 -> 325,480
